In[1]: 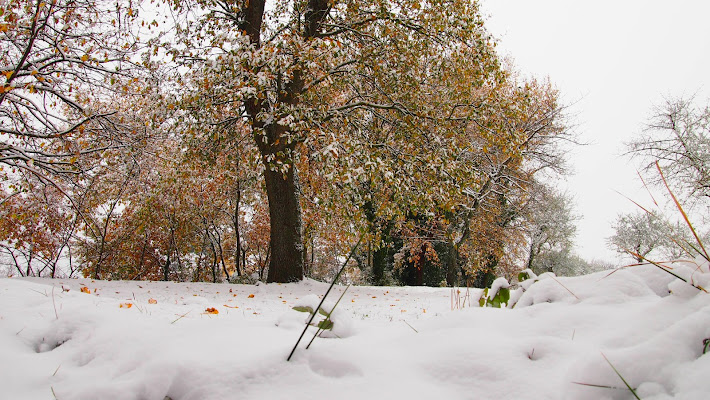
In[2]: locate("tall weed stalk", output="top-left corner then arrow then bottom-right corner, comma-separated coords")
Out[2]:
287,235 -> 363,361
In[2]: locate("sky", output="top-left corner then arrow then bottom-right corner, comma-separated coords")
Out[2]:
480,0 -> 710,263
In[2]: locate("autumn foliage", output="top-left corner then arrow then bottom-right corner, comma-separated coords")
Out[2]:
1,0 -> 572,287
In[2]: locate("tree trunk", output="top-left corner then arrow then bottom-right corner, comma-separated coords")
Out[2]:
445,239 -> 459,287
237,0 -> 328,282
234,182 -> 242,277
163,251 -> 171,282
264,165 -> 304,283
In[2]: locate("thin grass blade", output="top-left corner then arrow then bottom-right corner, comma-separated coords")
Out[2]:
601,353 -> 641,400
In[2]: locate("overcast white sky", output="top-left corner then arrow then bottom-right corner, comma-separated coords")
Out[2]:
480,0 -> 710,263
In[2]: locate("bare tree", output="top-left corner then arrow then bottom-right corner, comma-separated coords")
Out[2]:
630,97 -> 710,200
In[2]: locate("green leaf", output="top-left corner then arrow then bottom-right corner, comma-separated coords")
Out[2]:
518,271 -> 530,282
317,319 -> 334,330
292,306 -> 314,314
498,288 -> 510,304
318,308 -> 329,317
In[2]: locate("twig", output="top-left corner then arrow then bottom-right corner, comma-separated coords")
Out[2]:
52,286 -> 59,320
287,234 -> 363,361
51,386 -> 59,399
30,289 -> 48,297
53,365 -> 61,376
170,311 -> 191,324
403,320 -> 419,333
528,348 -> 535,360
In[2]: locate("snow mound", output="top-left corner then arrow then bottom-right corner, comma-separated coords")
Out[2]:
517,269 -> 660,307
1,271 -> 710,400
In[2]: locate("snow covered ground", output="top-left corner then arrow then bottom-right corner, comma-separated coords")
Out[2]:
1,264 -> 709,400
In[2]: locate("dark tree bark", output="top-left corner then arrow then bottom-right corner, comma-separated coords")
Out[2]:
228,0 -> 331,282
263,166 -> 304,282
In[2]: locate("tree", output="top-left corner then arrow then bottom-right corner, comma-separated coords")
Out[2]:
0,0 -> 151,277
607,211 -> 667,262
630,97 -> 710,200
167,0 -> 503,282
524,184 -> 578,275
0,0 -> 145,183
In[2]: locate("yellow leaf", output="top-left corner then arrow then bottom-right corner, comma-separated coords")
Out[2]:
81,54 -> 89,62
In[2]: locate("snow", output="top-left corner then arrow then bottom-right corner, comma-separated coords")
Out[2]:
1,265 -> 710,399
487,276 -> 510,299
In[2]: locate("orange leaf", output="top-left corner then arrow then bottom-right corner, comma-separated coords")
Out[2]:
119,303 -> 133,308
148,298 -> 157,304
248,294 -> 255,298
80,287 -> 91,294
205,307 -> 219,314
81,54 -> 89,62
223,304 -> 239,309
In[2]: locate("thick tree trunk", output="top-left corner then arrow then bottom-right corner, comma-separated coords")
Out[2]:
236,0 -> 328,282
264,165 -> 304,283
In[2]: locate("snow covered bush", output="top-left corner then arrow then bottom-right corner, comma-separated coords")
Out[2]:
478,277 -> 512,308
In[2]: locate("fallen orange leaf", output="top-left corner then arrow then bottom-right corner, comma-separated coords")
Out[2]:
119,303 -> 133,308
223,304 -> 239,309
148,298 -> 157,304
248,294 -> 255,298
205,307 -> 219,314
80,287 -> 91,294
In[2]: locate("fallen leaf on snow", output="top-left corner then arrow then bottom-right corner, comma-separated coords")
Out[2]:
205,307 -> 219,314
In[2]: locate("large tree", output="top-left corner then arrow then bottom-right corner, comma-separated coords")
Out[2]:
168,0 -> 502,282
